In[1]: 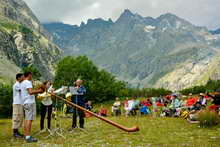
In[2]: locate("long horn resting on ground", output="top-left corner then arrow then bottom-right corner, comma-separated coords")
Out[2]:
50,93 -> 140,132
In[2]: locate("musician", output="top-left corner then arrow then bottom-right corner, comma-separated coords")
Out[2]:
71,79 -> 86,129
38,81 -> 54,131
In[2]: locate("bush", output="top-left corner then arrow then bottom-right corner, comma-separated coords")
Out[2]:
0,84 -> 13,118
198,110 -> 220,128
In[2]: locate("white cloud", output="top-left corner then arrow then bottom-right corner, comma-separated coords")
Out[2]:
23,0 -> 220,29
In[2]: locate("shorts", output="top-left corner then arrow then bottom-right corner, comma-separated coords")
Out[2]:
12,104 -> 24,129
23,103 -> 36,120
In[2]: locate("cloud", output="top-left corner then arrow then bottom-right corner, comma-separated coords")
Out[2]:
23,0 -> 220,29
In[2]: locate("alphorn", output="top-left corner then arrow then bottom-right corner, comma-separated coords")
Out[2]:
50,93 -> 140,132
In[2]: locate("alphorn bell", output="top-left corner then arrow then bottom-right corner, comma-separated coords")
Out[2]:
50,93 -> 140,132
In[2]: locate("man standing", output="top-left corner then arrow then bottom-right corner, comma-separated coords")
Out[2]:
71,79 -> 86,129
21,72 -> 44,143
12,73 -> 24,138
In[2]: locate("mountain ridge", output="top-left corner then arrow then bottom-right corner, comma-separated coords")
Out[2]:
43,9 -> 220,90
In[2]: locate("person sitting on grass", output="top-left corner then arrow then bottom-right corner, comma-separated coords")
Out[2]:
170,94 -> 181,117
131,97 -> 140,115
207,91 -> 220,115
145,98 -> 152,106
124,98 -> 134,117
85,101 -> 93,118
198,93 -> 207,107
152,97 -> 158,117
186,93 -> 197,109
187,102 -> 203,123
112,97 -> 121,116
139,104 -> 150,115
85,101 -> 93,111
99,105 -> 108,117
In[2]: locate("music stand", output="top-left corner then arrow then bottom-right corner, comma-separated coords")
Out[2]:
45,95 -> 66,139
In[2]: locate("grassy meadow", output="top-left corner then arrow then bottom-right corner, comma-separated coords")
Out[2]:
0,115 -> 220,147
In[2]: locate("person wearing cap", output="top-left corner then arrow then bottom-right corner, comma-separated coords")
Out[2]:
71,79 -> 86,129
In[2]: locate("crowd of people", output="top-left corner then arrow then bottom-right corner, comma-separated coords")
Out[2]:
105,92 -> 220,123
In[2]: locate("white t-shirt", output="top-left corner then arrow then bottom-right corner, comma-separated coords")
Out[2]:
13,82 -> 23,104
21,80 -> 35,104
125,100 -> 134,111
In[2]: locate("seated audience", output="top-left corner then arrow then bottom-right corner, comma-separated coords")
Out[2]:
112,97 -> 121,116
187,102 -> 203,123
207,91 -> 220,115
170,94 -> 181,117
124,98 -> 134,117
132,98 -> 140,115
85,101 -> 93,118
140,104 -> 150,115
85,101 -> 93,111
99,105 -> 108,117
198,93 -> 207,107
186,93 -> 197,108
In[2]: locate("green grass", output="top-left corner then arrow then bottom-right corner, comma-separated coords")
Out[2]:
1,115 -> 220,147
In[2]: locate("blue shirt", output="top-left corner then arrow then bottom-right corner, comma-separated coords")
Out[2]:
71,86 -> 86,107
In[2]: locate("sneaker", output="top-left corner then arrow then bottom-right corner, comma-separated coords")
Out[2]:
25,136 -> 38,143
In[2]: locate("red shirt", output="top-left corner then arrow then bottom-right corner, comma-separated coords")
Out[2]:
186,97 -> 197,106
156,102 -> 164,107
100,108 -> 107,115
141,100 -> 152,106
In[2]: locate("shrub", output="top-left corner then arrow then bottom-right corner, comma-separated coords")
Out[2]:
0,84 -> 13,118
198,110 -> 220,128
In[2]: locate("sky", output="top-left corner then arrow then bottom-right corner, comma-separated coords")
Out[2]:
23,0 -> 220,30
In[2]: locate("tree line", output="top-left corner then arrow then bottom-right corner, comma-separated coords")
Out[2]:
3,56 -> 217,118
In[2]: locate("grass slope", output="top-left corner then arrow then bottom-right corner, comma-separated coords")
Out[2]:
0,116 -> 220,147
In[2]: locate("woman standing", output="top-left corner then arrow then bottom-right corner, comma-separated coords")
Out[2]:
38,81 -> 54,130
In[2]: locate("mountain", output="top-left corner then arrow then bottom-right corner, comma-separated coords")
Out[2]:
44,9 -> 220,90
210,28 -> 220,35
0,0 -> 61,83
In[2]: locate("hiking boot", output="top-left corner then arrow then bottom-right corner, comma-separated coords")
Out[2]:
25,136 -> 38,143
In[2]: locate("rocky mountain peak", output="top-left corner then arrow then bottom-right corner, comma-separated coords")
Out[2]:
86,18 -> 113,27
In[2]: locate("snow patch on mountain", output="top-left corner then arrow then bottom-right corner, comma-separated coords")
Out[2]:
144,25 -> 156,32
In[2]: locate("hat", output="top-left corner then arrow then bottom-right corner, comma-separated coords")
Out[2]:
65,92 -> 72,98
172,93 -> 178,97
199,93 -> 205,96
